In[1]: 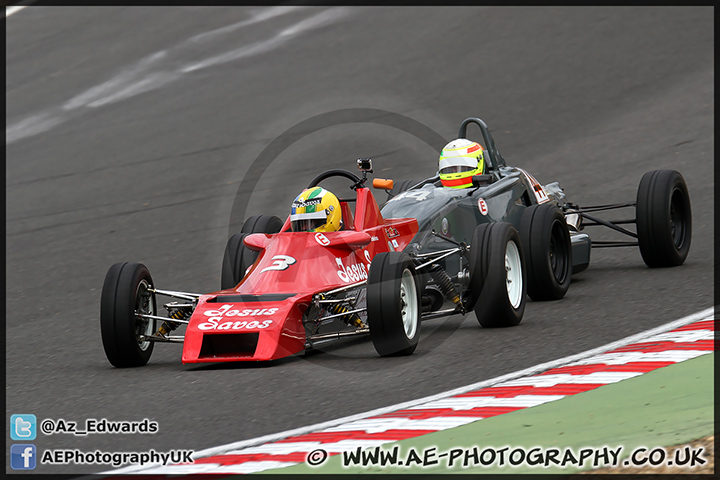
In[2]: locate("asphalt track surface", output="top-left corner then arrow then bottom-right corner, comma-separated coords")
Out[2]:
5,6 -> 714,474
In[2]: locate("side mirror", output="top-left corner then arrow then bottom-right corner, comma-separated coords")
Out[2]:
471,174 -> 494,187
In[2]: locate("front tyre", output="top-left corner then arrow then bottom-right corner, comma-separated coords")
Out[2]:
520,204 -> 572,301
100,262 -> 156,368
464,222 -> 491,311
367,252 -> 421,356
636,170 -> 692,267
471,223 -> 526,328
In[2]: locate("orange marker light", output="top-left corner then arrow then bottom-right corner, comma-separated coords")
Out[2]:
372,179 -> 394,190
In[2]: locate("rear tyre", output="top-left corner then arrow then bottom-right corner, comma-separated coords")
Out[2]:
636,170 -> 692,267
520,204 -> 572,301
241,214 -> 284,236
221,215 -> 283,289
471,223 -> 526,328
367,252 -> 421,356
100,262 -> 156,368
221,234 -> 248,290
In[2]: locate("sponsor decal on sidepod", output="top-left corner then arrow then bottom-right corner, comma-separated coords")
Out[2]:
336,257 -> 369,283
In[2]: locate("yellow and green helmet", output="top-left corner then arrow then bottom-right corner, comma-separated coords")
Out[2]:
290,187 -> 342,232
438,138 -> 485,188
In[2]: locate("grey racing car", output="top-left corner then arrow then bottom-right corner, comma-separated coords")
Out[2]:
377,116 -> 692,331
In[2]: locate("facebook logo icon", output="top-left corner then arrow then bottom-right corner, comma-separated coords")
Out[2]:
11,444 -> 37,470
11,414 -> 37,440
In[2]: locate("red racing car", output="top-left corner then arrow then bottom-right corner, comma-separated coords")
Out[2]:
101,160 -> 446,367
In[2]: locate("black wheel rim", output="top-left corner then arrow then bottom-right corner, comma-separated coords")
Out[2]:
134,280 -> 154,351
549,221 -> 569,283
669,188 -> 687,249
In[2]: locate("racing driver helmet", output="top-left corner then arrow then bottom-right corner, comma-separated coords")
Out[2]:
290,187 -> 342,232
438,138 -> 485,189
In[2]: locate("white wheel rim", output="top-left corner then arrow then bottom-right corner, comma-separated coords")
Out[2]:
504,240 -> 523,309
135,279 -> 155,351
399,269 -> 419,339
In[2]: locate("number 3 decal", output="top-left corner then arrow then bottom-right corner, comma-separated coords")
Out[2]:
260,255 -> 297,273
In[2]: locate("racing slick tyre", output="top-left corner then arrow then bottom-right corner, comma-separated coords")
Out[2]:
464,223 -> 491,311
367,252 -> 421,356
636,170 -> 692,268
469,223 -> 526,328
520,204 -> 572,301
101,262 -> 157,368
221,215 -> 283,289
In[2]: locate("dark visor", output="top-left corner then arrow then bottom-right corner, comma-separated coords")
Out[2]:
440,165 -> 476,175
291,218 -> 326,232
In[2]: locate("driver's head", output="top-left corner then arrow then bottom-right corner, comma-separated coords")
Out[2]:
290,187 -> 342,232
438,139 -> 485,188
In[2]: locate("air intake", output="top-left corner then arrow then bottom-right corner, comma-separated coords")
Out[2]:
199,333 -> 259,359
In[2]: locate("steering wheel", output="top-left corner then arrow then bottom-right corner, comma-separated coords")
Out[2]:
307,169 -> 365,191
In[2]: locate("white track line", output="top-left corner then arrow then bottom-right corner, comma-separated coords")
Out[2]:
6,7 -> 349,145
108,306 -> 714,474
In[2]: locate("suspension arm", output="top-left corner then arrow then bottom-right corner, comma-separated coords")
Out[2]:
149,288 -> 201,301
137,313 -> 190,324
570,202 -> 636,213
591,241 -> 639,248
578,211 -> 637,238
413,247 -> 464,271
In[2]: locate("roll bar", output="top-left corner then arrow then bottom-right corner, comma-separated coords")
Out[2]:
457,117 -> 506,171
